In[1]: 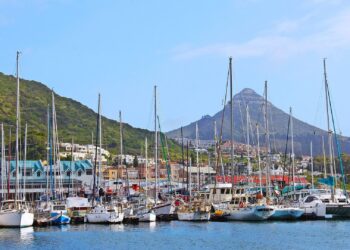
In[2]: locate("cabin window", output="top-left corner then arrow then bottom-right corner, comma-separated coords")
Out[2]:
13,172 -> 16,177
221,189 -> 225,194
37,172 -> 41,177
86,169 -> 92,175
67,171 -> 71,177
78,171 -> 82,177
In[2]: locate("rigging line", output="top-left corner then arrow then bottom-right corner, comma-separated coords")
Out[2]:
238,101 -> 247,144
215,65 -> 230,178
282,114 -> 291,187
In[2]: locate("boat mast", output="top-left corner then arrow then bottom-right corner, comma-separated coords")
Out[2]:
92,94 -> 100,207
119,110 -> 123,166
154,85 -> 158,204
310,141 -> 314,189
1,123 -> 5,201
264,81 -> 271,198
246,105 -> 251,176
145,137 -> 148,198
15,51 -> 20,206
290,107 -> 296,194
97,99 -> 102,189
229,57 -> 234,195
196,122 -> 200,190
323,59 -> 335,201
322,136 -> 327,178
256,123 -> 263,195
181,127 -> 185,186
23,123 -> 27,201
70,138 -> 74,196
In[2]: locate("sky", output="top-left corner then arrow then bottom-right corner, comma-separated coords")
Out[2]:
0,0 -> 350,135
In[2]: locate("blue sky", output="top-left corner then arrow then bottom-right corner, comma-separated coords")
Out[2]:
0,0 -> 350,135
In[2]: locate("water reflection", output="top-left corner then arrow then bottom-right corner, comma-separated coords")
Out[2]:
20,226 -> 34,243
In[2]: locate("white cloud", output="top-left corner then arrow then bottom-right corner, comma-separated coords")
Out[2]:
173,7 -> 350,61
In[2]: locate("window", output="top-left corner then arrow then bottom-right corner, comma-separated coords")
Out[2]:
13,172 -> 16,177
67,171 -> 71,177
86,169 -> 92,175
78,171 -> 82,177
37,172 -> 41,177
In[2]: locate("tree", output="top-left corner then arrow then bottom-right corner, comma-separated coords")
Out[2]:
133,155 -> 139,168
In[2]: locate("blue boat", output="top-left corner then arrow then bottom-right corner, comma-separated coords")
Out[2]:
270,206 -> 304,220
50,204 -> 71,225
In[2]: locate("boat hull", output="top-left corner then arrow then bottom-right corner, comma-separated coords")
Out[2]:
270,207 -> 304,220
138,212 -> 156,222
326,203 -> 350,217
0,210 -> 34,227
87,212 -> 124,224
177,211 -> 211,221
50,212 -> 71,225
226,205 -> 274,221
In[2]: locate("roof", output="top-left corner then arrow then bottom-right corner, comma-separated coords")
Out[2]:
10,160 -> 44,173
60,160 -> 93,172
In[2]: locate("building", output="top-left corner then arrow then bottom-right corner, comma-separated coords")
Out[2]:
0,160 -> 94,200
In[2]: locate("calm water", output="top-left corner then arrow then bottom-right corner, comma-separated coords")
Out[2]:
0,220 -> 349,250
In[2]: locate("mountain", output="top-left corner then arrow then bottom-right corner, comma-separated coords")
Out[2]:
167,88 -> 350,156
0,72 -> 181,160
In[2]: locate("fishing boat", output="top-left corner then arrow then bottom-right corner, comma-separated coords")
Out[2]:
0,52 -> 34,227
177,200 -> 211,221
50,203 -> 71,225
66,196 -> 91,223
137,208 -> 156,222
87,204 -> 124,223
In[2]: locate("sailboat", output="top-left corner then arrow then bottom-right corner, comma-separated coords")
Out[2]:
0,52 -> 34,227
151,86 -> 176,219
270,107 -> 304,220
310,59 -> 350,218
136,137 -> 156,222
220,58 -> 274,221
177,158 -> 211,221
47,91 -> 71,225
86,94 -> 124,224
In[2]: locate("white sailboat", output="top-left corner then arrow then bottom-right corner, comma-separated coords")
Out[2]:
86,94 -> 124,224
152,86 -> 176,219
0,52 -> 34,227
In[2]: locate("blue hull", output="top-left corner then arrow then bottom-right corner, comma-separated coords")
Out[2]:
51,213 -> 71,225
270,209 -> 304,220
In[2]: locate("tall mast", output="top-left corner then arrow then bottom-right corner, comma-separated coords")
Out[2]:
70,138 -> 74,196
92,93 -> 100,207
46,105 -> 50,205
119,110 -> 123,166
310,141 -> 314,189
97,99 -> 102,189
256,123 -> 262,194
145,137 -> 148,198
154,85 -> 158,204
264,81 -> 271,197
290,107 -> 296,194
181,127 -> 185,186
196,122 -> 200,189
1,123 -> 5,201
15,51 -> 20,205
246,105 -> 251,175
229,57 -> 234,194
323,58 -> 335,200
186,141 -> 189,192
322,136 -> 327,178
23,123 -> 27,201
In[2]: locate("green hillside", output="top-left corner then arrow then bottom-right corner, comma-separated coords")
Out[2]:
0,72 -> 181,161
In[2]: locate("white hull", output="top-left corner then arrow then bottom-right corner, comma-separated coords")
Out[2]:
177,211 -> 210,221
138,212 -> 156,222
226,205 -> 274,221
0,210 -> 34,227
154,202 -> 175,216
87,212 -> 124,223
299,195 -> 327,219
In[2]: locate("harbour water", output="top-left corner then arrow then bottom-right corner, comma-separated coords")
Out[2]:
1,220 -> 350,250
